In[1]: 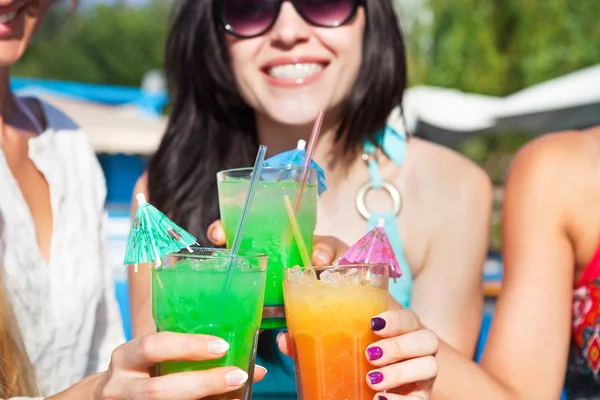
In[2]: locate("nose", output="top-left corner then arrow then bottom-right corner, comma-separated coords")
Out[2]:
268,1 -> 311,49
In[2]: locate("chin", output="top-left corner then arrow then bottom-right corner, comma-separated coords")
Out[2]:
266,110 -> 321,127
0,46 -> 24,68
262,99 -> 327,127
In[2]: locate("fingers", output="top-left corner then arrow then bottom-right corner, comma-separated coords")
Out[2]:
366,329 -> 439,367
207,220 -> 226,246
112,332 -> 229,371
366,356 -> 438,392
366,311 -> 437,399
372,392 -> 431,400
276,331 -> 294,358
370,310 -> 422,338
253,365 -> 268,382
312,235 -> 349,266
103,367 -> 249,400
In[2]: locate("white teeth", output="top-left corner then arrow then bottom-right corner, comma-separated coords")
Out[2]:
269,63 -> 323,79
0,11 -> 17,24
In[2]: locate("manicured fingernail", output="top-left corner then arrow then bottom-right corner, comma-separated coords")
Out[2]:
378,396 -> 388,400
255,365 -> 268,374
371,317 -> 386,331
211,227 -> 225,243
367,346 -> 384,361
226,370 -> 248,386
313,250 -> 330,265
207,339 -> 229,355
368,371 -> 384,385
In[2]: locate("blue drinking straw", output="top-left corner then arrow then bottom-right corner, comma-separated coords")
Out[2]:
229,145 -> 267,257
215,145 -> 267,329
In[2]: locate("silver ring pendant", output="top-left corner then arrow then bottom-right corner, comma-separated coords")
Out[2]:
356,181 -> 403,220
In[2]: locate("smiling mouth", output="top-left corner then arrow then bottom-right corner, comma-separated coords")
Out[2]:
267,63 -> 326,80
0,11 -> 18,24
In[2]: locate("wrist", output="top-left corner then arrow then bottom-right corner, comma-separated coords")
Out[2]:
45,371 -> 107,400
89,371 -> 108,400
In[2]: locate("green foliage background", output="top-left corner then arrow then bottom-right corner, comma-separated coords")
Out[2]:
13,0 -> 600,250
13,1 -> 171,86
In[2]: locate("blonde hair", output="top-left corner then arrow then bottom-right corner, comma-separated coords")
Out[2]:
0,271 -> 38,397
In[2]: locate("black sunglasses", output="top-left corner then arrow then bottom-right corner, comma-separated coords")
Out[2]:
217,0 -> 364,39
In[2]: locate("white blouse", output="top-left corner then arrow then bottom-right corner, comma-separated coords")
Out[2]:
0,98 -> 125,398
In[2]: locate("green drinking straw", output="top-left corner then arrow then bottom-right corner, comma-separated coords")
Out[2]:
283,194 -> 312,268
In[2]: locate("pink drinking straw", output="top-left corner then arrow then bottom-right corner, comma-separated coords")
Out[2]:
295,110 -> 324,211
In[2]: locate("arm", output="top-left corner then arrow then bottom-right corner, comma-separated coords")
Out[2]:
411,164 -> 492,358
430,135 -> 578,399
127,174 -> 156,337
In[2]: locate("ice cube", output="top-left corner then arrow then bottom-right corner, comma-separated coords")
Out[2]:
175,259 -> 201,271
288,266 -> 303,283
211,256 -> 251,272
330,272 -> 344,287
300,268 -> 317,285
233,257 -> 251,272
343,268 -> 359,287
320,269 -> 333,284
371,272 -> 388,288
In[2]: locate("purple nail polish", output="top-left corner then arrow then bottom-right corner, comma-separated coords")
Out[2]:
367,346 -> 384,361
378,396 -> 388,400
371,317 -> 386,331
368,371 -> 384,385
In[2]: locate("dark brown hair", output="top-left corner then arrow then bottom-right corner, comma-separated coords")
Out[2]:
148,0 -> 408,245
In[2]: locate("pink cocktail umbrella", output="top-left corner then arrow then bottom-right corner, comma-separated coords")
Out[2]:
337,218 -> 403,279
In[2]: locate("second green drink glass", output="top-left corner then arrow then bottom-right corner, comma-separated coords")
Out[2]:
217,166 -> 318,329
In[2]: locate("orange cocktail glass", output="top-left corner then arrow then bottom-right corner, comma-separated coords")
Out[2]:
283,264 -> 389,400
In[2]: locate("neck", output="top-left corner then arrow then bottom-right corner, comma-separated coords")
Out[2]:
0,67 -> 16,144
0,68 -> 42,141
0,67 -> 14,124
255,112 -> 361,186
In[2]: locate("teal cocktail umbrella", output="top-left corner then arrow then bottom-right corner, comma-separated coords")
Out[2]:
124,193 -> 198,271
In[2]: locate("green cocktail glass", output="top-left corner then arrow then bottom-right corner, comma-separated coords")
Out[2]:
217,167 -> 318,329
152,247 -> 268,400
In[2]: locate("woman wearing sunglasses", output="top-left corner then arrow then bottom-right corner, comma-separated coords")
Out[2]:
128,0 -> 491,398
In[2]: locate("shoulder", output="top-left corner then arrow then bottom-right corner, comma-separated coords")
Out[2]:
503,130 -> 600,228
507,130 -> 600,193
406,137 -> 492,206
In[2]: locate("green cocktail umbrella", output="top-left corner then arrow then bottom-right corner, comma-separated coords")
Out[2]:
124,193 -> 198,271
